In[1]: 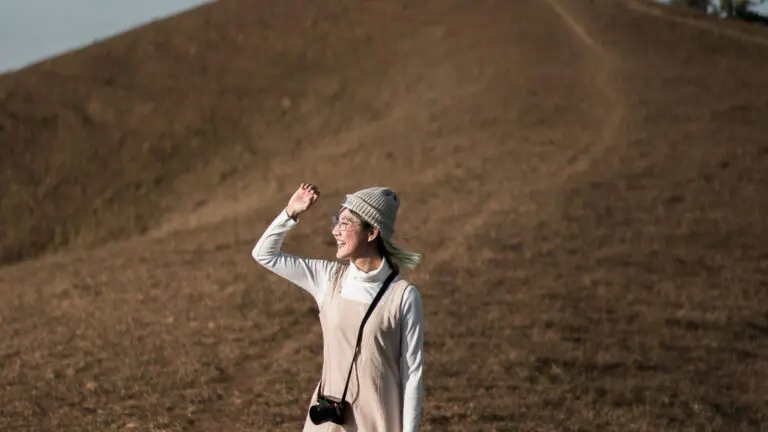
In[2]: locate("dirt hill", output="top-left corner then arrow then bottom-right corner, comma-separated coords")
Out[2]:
1,0 -> 767,430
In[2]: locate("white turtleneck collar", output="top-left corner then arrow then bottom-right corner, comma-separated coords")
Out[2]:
348,257 -> 391,281
341,258 -> 397,303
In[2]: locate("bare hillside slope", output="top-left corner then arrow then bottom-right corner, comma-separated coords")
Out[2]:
0,0 -> 444,265
1,0 -> 767,430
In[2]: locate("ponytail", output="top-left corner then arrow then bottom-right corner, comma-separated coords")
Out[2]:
379,236 -> 421,272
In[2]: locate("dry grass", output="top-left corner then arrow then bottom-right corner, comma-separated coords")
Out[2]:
1,0 -> 767,430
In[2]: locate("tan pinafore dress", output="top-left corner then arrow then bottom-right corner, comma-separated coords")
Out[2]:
302,267 -> 409,432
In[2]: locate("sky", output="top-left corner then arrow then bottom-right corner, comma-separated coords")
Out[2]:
0,0 -> 211,73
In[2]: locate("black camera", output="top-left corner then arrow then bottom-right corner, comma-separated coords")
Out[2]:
309,395 -> 348,425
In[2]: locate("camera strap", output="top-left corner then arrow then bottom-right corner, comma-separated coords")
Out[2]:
317,266 -> 399,404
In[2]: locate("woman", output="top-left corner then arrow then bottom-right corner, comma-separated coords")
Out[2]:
251,183 -> 425,432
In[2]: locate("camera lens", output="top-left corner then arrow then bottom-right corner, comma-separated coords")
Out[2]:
309,404 -> 338,425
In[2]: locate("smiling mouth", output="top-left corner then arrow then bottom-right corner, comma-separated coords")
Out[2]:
336,242 -> 346,248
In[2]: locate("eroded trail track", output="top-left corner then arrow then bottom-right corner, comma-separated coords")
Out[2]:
1,0 -> 767,430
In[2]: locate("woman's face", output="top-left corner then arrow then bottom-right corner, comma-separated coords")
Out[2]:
331,208 -> 374,260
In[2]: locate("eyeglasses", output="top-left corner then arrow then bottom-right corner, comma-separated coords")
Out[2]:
331,216 -> 360,232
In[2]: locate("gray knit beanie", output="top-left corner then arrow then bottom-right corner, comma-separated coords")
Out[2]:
341,187 -> 400,240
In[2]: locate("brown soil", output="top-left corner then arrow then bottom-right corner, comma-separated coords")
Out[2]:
1,0 -> 768,430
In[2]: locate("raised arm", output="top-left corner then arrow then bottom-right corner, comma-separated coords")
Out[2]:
400,284 -> 425,432
251,183 -> 340,308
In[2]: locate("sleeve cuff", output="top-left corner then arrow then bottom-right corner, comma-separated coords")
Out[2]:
280,208 -> 299,225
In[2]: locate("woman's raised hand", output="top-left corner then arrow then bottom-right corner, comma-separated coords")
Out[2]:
285,183 -> 320,219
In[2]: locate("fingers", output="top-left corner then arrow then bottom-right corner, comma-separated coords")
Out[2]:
301,182 -> 320,195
